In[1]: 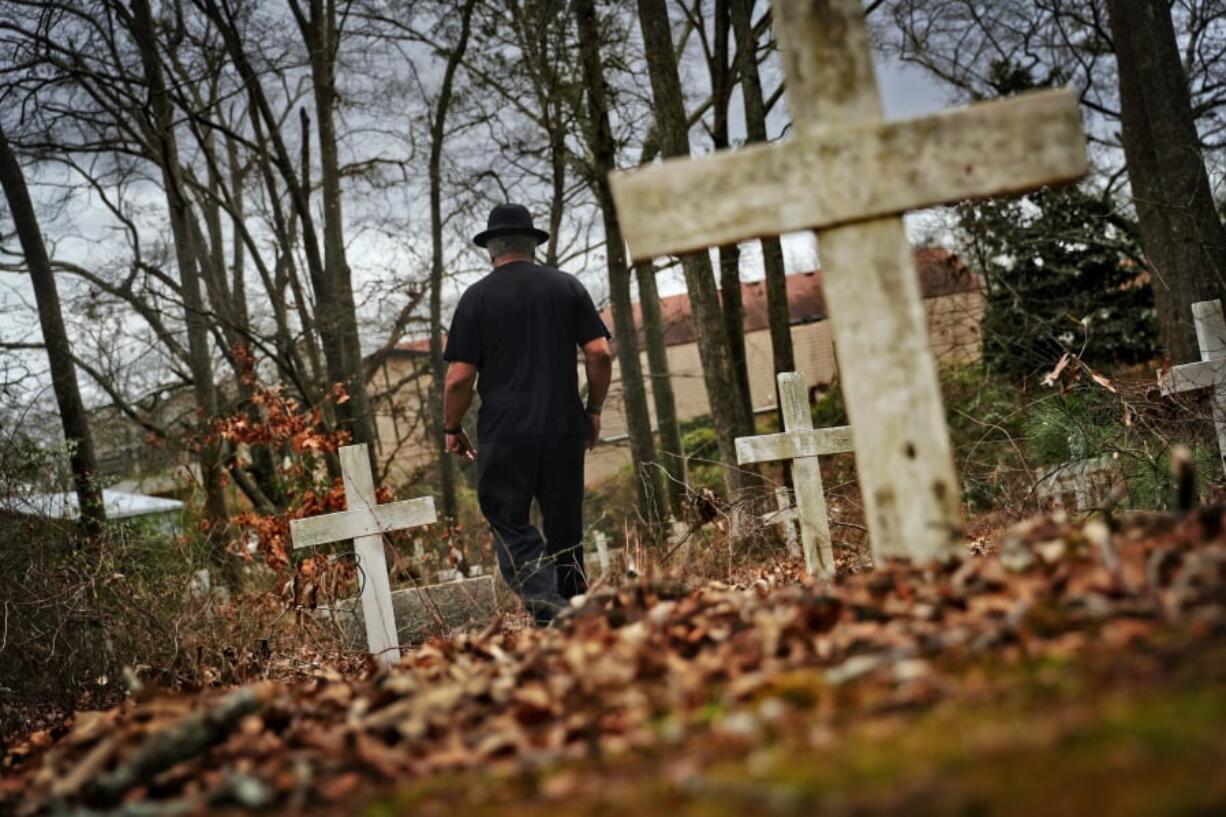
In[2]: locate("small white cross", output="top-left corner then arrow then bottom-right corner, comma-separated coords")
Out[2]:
736,372 -> 853,577
609,0 -> 1088,564
592,530 -> 611,573
289,444 -> 436,667
1160,299 -> 1226,476
760,486 -> 800,559
668,517 -> 691,561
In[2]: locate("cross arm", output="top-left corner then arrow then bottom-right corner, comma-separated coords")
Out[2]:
761,506 -> 798,525
736,426 -> 854,465
609,88 -> 1088,260
1160,358 -> 1226,396
290,497 -> 438,549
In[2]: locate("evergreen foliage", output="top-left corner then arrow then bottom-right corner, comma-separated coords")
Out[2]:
957,185 -> 1158,379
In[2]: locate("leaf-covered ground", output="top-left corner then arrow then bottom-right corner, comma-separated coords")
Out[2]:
4,509 -> 1226,816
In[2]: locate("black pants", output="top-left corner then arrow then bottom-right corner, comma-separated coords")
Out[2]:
476,434 -> 587,624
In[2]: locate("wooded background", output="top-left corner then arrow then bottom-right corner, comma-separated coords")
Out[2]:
1,0 -> 1223,578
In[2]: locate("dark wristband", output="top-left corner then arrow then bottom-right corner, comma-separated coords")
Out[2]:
586,402 -> 603,415
444,426 -> 463,435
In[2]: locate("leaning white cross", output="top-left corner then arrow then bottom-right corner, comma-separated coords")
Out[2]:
761,486 -> 800,559
736,372 -> 853,576
1159,299 -> 1226,476
592,529 -> 611,573
289,444 -> 437,667
609,0 -> 1088,563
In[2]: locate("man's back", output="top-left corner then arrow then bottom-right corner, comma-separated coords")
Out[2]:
443,260 -> 609,441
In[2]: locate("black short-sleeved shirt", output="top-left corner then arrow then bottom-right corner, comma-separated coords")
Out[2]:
443,261 -> 611,442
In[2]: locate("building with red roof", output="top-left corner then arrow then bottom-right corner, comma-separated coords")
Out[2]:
372,247 -> 985,485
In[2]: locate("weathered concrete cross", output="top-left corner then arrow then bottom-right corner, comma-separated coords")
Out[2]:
1035,455 -> 1125,512
610,0 -> 1088,563
736,372 -> 853,576
290,444 -> 437,667
1159,299 -> 1226,476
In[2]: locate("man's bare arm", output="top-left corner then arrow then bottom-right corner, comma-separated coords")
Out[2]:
443,361 -> 478,459
582,337 -> 612,448
582,337 -> 612,406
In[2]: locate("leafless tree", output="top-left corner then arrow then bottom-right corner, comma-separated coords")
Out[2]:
879,0 -> 1226,362
0,121 -> 106,536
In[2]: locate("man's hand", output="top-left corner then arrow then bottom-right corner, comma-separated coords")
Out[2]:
445,430 -> 476,461
587,412 -> 601,450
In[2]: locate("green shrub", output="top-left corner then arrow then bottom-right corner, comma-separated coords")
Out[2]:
958,184 -> 1157,380
1022,383 -> 1223,510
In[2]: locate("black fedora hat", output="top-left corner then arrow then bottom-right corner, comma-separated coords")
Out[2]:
473,203 -> 550,248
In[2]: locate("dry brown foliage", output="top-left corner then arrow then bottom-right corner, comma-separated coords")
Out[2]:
4,506 -> 1225,815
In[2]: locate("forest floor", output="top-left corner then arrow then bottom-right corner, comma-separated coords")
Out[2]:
4,508 -> 1226,816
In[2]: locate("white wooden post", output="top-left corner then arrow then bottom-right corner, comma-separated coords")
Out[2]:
593,530 -> 610,573
736,372 -> 853,577
609,0 -> 1088,564
669,518 -> 690,561
289,444 -> 436,667
761,486 -> 800,558
1160,299 -> 1226,476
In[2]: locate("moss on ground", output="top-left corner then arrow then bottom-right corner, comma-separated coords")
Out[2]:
363,639 -> 1226,817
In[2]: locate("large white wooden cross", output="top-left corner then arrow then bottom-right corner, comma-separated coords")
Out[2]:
610,0 -> 1089,563
289,444 -> 437,667
1159,299 -> 1226,476
736,372 -> 853,577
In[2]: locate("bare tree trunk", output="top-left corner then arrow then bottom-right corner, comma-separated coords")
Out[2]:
544,119 -> 566,268
427,0 -> 477,523
731,0 -> 793,391
0,125 -> 106,537
296,0 -> 380,467
201,0 -> 372,476
636,260 -> 687,514
575,0 -> 665,527
711,0 -> 754,436
130,0 -> 235,585
636,0 -> 747,500
1107,0 -> 1226,363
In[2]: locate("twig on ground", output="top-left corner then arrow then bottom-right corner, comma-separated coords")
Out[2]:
85,682 -> 279,807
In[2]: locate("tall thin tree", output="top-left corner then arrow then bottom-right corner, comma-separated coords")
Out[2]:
636,0 -> 748,500
129,0 -> 235,585
574,0 -> 665,526
427,0 -> 478,524
1106,0 -> 1226,364
0,122 -> 106,536
708,0 -> 754,435
290,0 -> 381,462
635,258 -> 687,513
730,0 -> 793,388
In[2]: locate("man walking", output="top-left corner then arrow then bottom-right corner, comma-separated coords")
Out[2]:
442,203 -> 612,626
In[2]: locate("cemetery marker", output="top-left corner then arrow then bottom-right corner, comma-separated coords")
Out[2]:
736,372 -> 853,576
289,444 -> 436,667
610,0 -> 1089,563
668,517 -> 691,561
1035,455 -> 1125,512
1159,299 -> 1226,475
761,486 -> 800,559
593,530 -> 611,573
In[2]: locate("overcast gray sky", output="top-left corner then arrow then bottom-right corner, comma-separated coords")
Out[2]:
0,34 -> 958,413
